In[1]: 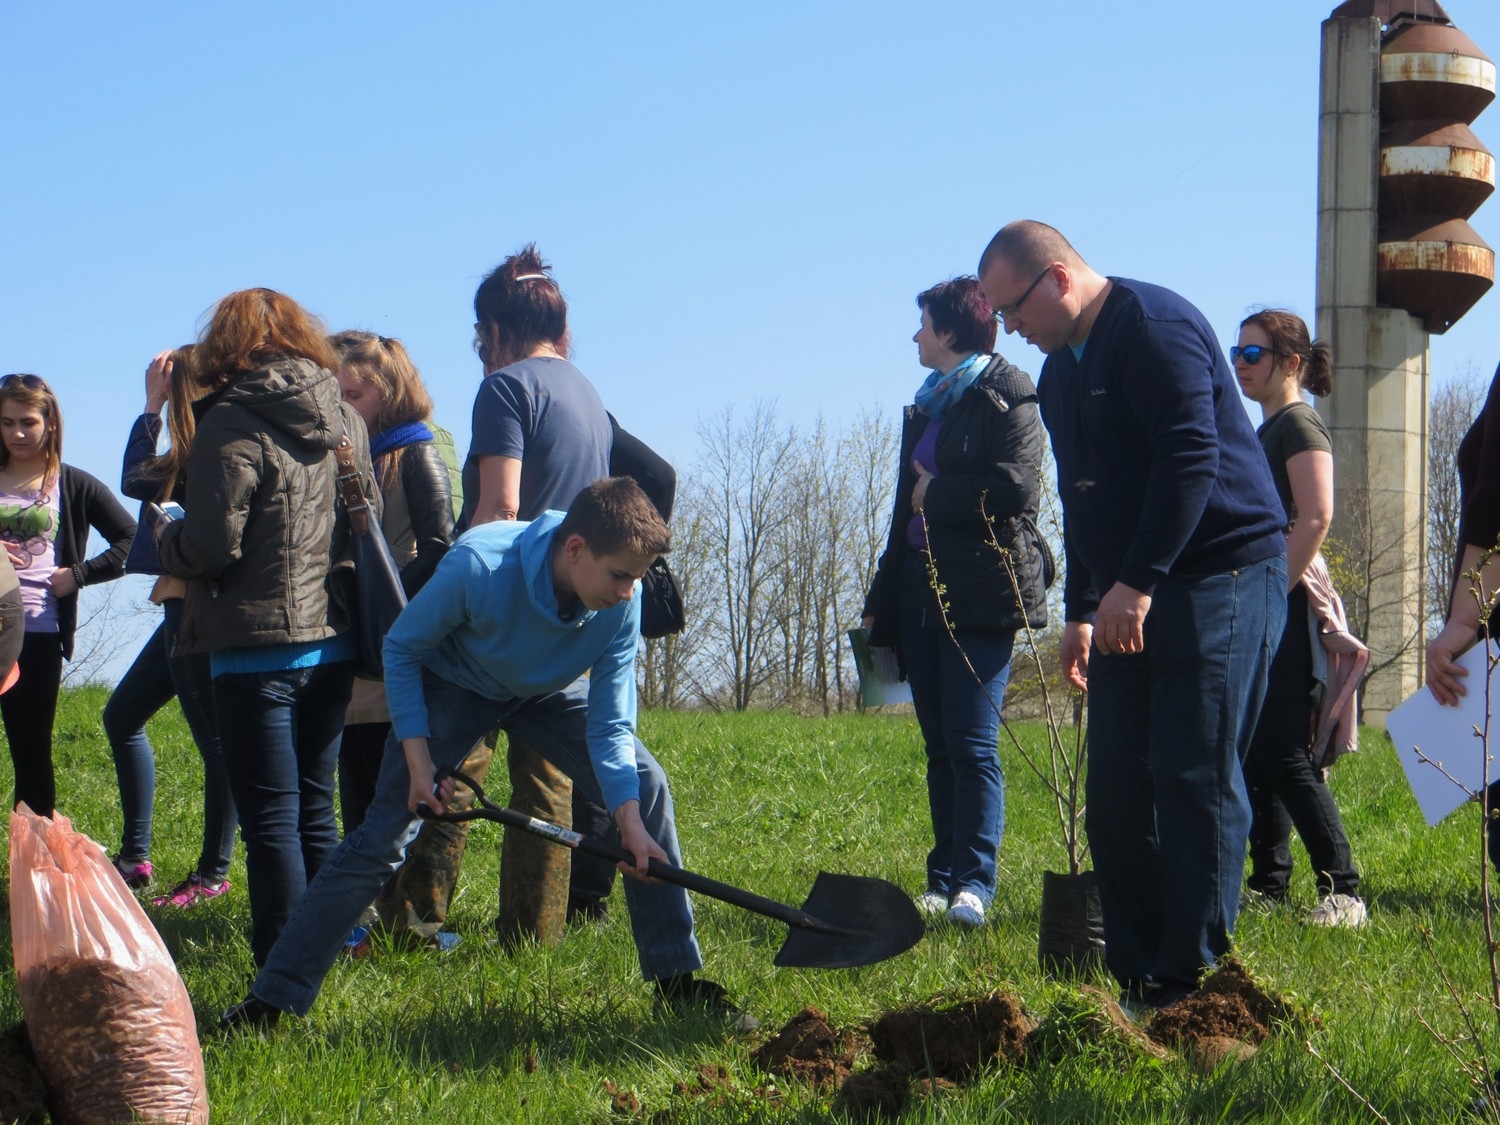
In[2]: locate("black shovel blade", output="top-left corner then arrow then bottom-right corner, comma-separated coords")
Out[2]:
772,872 -> 926,969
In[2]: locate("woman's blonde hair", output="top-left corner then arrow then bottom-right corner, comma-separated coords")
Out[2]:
328,331 -> 435,489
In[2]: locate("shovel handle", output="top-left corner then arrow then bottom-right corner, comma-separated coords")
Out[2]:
420,768 -> 854,937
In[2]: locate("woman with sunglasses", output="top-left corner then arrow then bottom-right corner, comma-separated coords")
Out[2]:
157,289 -> 376,967
1232,310 -> 1366,927
862,276 -> 1050,929
0,373 -> 135,817
103,347 -> 239,906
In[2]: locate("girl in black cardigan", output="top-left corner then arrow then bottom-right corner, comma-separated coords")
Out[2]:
0,373 -> 135,816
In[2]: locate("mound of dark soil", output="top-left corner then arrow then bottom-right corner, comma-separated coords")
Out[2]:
836,1065 -> 911,1121
868,991 -> 1034,1081
750,1006 -> 868,1089
1147,991 -> 1268,1049
0,1023 -> 47,1124
1197,959 -> 1308,1030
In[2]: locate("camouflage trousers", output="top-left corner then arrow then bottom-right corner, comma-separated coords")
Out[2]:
372,732 -> 575,948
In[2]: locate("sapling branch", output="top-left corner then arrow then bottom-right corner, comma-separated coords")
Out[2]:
915,495 -> 1088,875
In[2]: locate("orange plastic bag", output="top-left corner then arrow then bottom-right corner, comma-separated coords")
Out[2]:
9,804 -> 209,1124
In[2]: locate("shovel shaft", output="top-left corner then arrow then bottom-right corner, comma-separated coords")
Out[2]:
425,801 -> 854,936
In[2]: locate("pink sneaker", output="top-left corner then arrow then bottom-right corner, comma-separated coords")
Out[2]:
151,872 -> 230,908
113,857 -> 154,889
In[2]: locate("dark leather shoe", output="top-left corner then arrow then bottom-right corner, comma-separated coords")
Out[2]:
220,995 -> 282,1033
653,974 -> 759,1033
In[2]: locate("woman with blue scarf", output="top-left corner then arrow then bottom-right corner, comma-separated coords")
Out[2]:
329,332 -> 457,835
862,276 -> 1051,928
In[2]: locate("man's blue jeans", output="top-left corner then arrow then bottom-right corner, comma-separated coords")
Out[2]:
1084,555 -> 1286,998
252,674 -> 703,1016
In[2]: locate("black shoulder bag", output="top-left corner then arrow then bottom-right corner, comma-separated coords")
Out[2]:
334,431 -> 407,680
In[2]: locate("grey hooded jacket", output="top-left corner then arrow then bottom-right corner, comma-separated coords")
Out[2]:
158,355 -> 375,655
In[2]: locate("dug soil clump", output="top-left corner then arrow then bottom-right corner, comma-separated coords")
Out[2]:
868,990 -> 1035,1081
1145,959 -> 1307,1070
0,1022 -> 48,1124
750,1006 -> 869,1089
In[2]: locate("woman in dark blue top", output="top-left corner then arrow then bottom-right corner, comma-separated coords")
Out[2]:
103,347 -> 238,908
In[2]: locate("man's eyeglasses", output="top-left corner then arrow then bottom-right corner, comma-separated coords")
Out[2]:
993,266 -> 1054,323
0,374 -> 49,392
1228,345 -> 1278,366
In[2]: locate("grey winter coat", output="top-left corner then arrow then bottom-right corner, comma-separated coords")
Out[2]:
158,356 -> 376,655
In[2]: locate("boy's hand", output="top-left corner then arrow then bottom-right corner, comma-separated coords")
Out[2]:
402,737 -> 451,814
613,800 -> 667,881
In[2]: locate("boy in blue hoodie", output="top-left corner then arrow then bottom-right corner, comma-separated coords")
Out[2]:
221,477 -> 751,1030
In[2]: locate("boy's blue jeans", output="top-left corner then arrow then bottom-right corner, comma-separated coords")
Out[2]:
252,673 -> 703,1016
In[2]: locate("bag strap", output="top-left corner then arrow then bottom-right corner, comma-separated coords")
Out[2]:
334,430 -> 373,539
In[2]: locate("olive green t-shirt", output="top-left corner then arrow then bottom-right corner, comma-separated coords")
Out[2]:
1256,401 -> 1331,529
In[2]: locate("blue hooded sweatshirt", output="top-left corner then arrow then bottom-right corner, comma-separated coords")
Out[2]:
382,511 -> 642,812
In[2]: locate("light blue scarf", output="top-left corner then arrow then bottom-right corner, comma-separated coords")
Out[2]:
913,352 -> 988,420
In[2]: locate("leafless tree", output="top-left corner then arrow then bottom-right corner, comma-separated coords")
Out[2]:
1428,366 -> 1487,633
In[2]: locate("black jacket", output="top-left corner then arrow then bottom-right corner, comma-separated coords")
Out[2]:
57,464 -> 137,660
864,356 -> 1052,648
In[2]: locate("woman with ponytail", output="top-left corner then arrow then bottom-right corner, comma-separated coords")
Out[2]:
104,347 -> 238,907
1233,309 -> 1367,928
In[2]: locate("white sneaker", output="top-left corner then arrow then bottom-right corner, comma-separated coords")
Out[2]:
914,892 -> 949,919
946,891 -> 986,928
1307,893 -> 1368,928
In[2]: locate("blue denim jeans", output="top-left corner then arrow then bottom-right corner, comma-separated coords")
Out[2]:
1084,555 -> 1286,998
252,673 -> 703,1015
898,558 -> 1013,906
214,661 -> 354,967
102,600 -> 237,880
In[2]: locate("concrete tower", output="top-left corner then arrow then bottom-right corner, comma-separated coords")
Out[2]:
1317,0 -> 1494,723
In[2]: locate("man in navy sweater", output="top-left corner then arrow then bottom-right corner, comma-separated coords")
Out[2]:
979,221 -> 1287,1011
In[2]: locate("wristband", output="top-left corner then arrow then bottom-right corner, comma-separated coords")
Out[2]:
71,564 -> 85,590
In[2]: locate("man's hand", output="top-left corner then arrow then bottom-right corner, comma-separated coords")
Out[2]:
1095,582 -> 1152,655
613,799 -> 668,881
1427,619 -> 1476,706
402,737 -> 451,815
1059,621 -> 1092,692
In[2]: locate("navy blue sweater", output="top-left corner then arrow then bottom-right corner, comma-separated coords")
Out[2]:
1038,278 -> 1285,621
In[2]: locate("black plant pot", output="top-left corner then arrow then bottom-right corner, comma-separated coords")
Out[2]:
1037,869 -> 1105,979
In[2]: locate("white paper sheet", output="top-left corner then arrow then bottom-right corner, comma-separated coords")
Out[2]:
847,628 -> 912,708
1386,640 -> 1500,826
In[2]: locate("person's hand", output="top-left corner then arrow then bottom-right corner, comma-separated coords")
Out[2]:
5,547 -> 26,570
613,800 -> 668,881
48,567 -> 77,598
1060,621 -> 1092,692
1095,582 -> 1151,655
144,351 -> 174,414
402,738 -> 451,815
911,461 -> 934,514
861,615 -> 874,630
1427,619 -> 1477,706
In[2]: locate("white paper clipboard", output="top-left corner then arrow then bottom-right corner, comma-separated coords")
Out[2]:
1386,640 -> 1500,826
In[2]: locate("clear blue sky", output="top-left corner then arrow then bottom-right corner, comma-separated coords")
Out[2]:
4,1 -> 1499,680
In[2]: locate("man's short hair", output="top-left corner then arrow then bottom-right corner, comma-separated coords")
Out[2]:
979,220 -> 1080,279
557,477 -> 672,558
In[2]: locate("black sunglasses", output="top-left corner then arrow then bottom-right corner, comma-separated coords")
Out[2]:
993,266 -> 1053,323
1229,345 -> 1278,366
0,375 -> 49,396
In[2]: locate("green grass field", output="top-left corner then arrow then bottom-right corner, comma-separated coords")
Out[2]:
4,687 -> 1499,1122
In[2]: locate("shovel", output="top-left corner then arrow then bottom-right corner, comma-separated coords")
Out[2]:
418,767 -> 925,969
